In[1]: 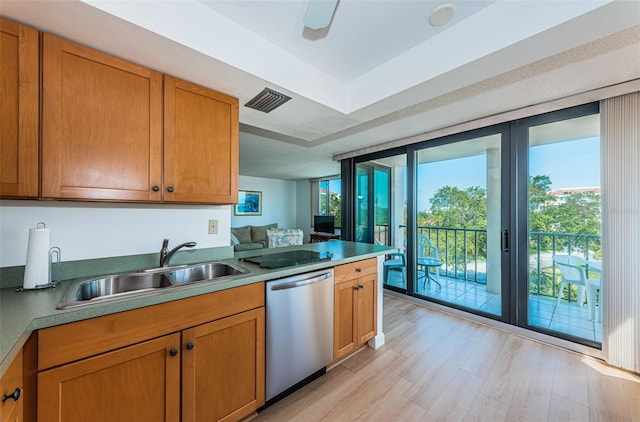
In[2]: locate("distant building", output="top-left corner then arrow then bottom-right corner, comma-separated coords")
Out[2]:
550,186 -> 600,204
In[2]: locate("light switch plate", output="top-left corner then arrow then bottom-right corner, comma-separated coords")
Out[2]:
208,219 -> 218,235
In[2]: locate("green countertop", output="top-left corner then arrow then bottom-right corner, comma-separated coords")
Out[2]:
0,241 -> 392,377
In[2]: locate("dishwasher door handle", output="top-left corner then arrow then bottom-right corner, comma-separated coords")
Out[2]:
270,272 -> 332,291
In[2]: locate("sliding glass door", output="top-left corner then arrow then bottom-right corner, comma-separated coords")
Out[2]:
354,156 -> 407,291
412,131 -> 506,317
355,163 -> 392,245
520,107 -> 602,345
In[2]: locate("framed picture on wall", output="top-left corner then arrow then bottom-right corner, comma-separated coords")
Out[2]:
235,190 -> 262,216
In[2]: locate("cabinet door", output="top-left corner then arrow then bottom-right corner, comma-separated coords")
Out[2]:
42,34 -> 163,201
38,333 -> 181,422
356,274 -> 377,346
182,307 -> 265,422
164,75 -> 238,204
0,18 -> 39,198
0,349 -> 23,422
334,281 -> 357,360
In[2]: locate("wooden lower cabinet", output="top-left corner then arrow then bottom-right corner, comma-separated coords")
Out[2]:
0,348 -> 24,422
334,279 -> 357,358
38,334 -> 181,422
333,259 -> 378,361
182,308 -> 265,422
356,274 -> 377,346
36,284 -> 265,422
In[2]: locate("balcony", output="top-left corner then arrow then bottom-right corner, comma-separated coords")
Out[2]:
382,225 -> 602,343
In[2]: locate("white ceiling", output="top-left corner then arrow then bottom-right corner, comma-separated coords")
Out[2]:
3,0 -> 639,181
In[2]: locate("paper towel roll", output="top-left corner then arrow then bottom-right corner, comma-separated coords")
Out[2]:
23,226 -> 50,289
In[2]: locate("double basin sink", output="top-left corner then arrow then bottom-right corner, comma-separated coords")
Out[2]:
56,261 -> 250,309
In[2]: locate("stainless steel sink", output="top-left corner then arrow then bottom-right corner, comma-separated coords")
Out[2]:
168,262 -> 249,285
56,261 -> 250,309
75,273 -> 173,301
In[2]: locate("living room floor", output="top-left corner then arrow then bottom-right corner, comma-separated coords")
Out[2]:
254,295 -> 640,421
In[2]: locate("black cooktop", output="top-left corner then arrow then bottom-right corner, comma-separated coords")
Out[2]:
242,250 -> 333,269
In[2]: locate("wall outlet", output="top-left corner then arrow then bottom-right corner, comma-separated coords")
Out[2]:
208,219 -> 218,235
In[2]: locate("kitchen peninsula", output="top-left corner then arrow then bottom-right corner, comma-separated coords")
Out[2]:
0,241 -> 392,421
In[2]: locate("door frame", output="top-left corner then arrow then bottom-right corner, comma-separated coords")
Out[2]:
514,102 -> 601,348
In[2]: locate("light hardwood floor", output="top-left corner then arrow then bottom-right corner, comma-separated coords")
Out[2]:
255,294 -> 640,422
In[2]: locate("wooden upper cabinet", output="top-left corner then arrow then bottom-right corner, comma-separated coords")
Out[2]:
0,18 -> 39,198
164,75 -> 239,204
41,33 -> 163,201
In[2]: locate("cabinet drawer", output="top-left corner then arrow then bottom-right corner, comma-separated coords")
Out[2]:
38,282 -> 264,370
0,349 -> 23,420
334,258 -> 377,284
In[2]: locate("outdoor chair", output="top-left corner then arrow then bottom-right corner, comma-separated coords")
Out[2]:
383,250 -> 406,286
552,254 -> 601,321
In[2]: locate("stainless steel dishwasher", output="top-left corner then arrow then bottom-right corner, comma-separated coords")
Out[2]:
265,268 -> 334,403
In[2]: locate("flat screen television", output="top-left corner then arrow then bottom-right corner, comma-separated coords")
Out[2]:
313,215 -> 335,234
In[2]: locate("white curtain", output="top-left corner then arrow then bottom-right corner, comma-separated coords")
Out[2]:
601,92 -> 640,373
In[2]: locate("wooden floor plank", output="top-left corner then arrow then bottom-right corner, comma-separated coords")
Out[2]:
479,334 -> 530,406
587,362 -> 633,421
419,368 -> 484,421
547,392 -> 590,421
504,361 -> 554,421
552,350 -> 589,407
462,392 -> 509,422
460,326 -> 508,379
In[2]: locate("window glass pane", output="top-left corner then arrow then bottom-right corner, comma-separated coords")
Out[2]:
318,178 -> 341,227
415,134 -> 502,316
527,114 -> 602,344
328,179 -> 341,227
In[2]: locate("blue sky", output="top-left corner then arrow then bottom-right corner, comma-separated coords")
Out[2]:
416,137 -> 600,212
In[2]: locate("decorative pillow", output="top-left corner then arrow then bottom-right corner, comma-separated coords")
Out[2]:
251,223 -> 278,247
230,233 -> 240,245
267,228 -> 304,248
231,225 -> 252,244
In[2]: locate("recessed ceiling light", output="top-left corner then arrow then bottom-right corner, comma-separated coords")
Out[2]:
429,3 -> 457,27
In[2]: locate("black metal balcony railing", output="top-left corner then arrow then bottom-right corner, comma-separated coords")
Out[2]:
529,231 -> 601,303
389,225 -> 601,303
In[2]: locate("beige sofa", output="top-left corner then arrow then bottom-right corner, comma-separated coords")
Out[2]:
231,223 -> 277,251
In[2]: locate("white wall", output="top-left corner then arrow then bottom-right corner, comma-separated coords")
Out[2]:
232,176 -> 297,228
0,200 -> 232,267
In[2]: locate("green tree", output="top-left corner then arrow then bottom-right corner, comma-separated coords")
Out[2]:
329,194 -> 341,227
422,186 -> 488,272
428,186 -> 487,229
529,175 -> 553,209
542,192 -> 600,235
529,175 -> 553,234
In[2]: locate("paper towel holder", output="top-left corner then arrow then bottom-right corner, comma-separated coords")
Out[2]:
16,246 -> 62,292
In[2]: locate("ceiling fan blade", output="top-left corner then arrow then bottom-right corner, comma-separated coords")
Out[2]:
303,0 -> 338,30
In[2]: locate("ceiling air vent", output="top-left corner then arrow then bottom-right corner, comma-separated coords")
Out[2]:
244,88 -> 291,113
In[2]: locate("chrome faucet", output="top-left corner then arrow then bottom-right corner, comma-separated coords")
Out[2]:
160,238 -> 197,267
